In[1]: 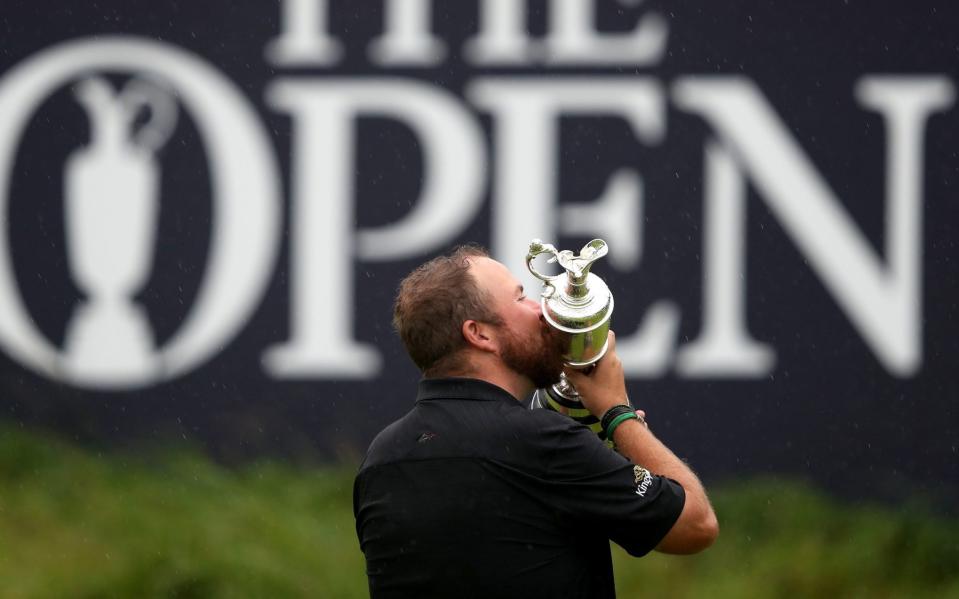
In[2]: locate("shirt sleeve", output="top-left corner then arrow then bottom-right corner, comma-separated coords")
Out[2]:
541,420 -> 686,557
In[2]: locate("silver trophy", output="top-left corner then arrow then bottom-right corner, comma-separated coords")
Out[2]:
527,239 -> 614,436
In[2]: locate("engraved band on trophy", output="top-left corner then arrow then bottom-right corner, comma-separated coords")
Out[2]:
527,239 -> 616,437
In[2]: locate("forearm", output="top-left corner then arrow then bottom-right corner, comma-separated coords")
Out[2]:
563,331 -> 718,553
611,418 -> 718,553
612,419 -> 704,502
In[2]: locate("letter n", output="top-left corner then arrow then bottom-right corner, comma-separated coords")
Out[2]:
673,76 -> 953,377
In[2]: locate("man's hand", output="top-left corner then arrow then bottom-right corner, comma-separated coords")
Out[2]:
563,330 -> 630,419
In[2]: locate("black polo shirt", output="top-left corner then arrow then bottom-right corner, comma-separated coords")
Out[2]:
353,378 -> 685,599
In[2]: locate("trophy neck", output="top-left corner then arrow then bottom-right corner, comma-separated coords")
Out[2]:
564,278 -> 590,302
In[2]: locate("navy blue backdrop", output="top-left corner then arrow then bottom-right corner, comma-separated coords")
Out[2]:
0,0 -> 955,511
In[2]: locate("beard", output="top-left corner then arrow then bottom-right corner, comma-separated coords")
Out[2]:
498,319 -> 568,389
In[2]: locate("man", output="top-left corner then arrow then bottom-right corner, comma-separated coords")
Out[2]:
354,245 -> 718,599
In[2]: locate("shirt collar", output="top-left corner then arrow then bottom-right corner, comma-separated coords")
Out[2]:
416,377 -> 520,404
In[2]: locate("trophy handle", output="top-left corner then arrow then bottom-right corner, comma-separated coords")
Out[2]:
526,239 -> 562,298
119,77 -> 178,153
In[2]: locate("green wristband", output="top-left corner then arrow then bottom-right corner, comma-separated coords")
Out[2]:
604,411 -> 638,440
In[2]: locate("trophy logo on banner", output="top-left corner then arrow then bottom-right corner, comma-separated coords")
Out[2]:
62,76 -> 178,384
527,239 -> 617,438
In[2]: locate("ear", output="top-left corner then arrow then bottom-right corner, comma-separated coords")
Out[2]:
462,319 -> 499,354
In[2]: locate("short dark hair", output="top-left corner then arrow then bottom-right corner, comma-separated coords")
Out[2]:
393,245 -> 504,377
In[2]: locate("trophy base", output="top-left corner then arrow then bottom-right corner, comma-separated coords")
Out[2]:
531,373 -> 603,436
62,301 -> 159,386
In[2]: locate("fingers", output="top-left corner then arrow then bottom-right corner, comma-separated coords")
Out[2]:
597,330 -> 620,372
564,330 -> 618,381
563,365 -> 586,383
598,330 -> 617,369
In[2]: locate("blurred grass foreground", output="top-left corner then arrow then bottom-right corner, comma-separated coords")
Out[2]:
0,427 -> 957,599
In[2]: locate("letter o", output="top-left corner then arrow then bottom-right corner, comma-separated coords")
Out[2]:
0,36 -> 281,388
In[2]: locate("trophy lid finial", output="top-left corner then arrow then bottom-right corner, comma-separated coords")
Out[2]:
553,240 -> 608,284
526,239 -> 609,299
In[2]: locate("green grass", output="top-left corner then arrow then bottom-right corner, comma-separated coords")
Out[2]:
0,427 -> 364,598
0,426 -> 957,598
612,481 -> 959,598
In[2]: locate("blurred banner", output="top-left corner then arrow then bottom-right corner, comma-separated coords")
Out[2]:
0,0 -> 955,506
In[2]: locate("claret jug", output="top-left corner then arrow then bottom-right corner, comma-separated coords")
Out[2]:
526,239 -> 614,435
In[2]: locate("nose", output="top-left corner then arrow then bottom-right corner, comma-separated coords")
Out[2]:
530,299 -> 546,320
